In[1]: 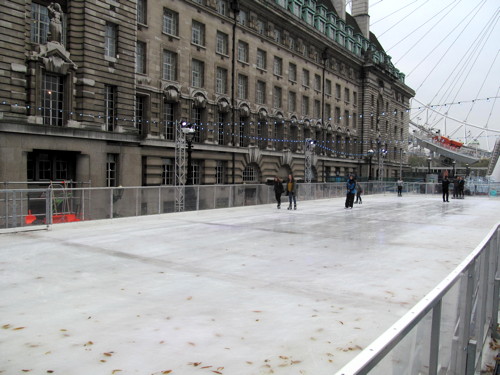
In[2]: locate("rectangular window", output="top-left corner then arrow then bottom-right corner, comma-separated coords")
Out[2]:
237,41 -> 249,63
273,86 -> 282,109
191,160 -> 201,185
137,0 -> 147,24
336,83 -> 341,99
216,31 -> 228,55
353,91 -> 357,105
192,108 -> 202,142
325,103 -> 331,120
163,50 -> 177,81
256,19 -> 266,35
344,88 -> 350,103
163,8 -> 179,36
216,0 -> 228,16
164,102 -> 175,140
216,161 -> 226,184
273,57 -> 282,76
162,158 -> 174,185
238,10 -> 247,25
335,107 -> 341,124
42,73 -> 64,126
256,49 -> 266,70
344,110 -> 350,127
325,79 -> 332,95
289,63 -> 297,82
314,74 -> 321,91
302,96 -> 309,116
105,23 -> 117,58
106,154 -> 118,187
256,81 -> 266,105
302,69 -> 310,87
192,21 -> 205,46
31,3 -> 49,44
216,67 -> 227,94
135,95 -> 145,130
191,59 -> 204,87
237,74 -> 248,100
105,85 -> 117,131
314,100 -> 320,118
136,41 -> 146,74
217,113 -> 225,144
274,27 -> 282,43
288,91 -> 296,112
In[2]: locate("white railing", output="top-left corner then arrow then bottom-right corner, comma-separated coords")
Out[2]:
336,223 -> 500,375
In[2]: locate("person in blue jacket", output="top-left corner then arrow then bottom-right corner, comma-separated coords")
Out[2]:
345,175 -> 356,209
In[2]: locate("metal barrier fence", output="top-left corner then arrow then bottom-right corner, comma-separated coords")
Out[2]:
336,223 -> 500,375
1,182 -> 499,230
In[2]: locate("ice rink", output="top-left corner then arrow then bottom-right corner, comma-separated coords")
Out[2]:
1,194 -> 499,375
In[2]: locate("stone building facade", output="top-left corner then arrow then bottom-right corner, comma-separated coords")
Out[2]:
0,0 -> 415,187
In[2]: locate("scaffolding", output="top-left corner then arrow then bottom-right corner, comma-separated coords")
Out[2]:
174,121 -> 187,212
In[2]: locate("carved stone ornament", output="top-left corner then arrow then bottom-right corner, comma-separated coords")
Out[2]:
258,109 -> 267,121
35,42 -> 76,75
164,87 -> 179,103
218,99 -> 230,113
193,94 -> 207,109
240,105 -> 250,117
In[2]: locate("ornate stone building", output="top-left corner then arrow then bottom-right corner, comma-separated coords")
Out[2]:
0,0 -> 414,187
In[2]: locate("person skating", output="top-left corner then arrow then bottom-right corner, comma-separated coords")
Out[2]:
345,175 -> 356,209
273,176 -> 284,209
355,181 -> 363,204
397,178 -> 403,197
442,176 -> 450,202
286,174 -> 297,210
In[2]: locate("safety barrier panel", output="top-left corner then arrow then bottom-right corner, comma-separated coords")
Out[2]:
1,182 -> 499,230
336,223 -> 500,375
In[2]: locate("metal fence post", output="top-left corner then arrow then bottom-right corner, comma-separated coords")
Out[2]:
429,300 -> 442,375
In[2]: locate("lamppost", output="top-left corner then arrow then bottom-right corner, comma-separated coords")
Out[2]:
181,125 -> 195,185
427,157 -> 432,174
378,148 -> 388,181
367,149 -> 374,180
452,160 -> 456,178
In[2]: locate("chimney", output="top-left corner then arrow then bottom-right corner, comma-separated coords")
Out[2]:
332,0 -> 345,21
352,0 -> 370,38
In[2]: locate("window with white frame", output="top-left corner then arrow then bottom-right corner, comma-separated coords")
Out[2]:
274,28 -> 282,44
256,49 -> 266,70
163,50 -> 177,81
191,160 -> 201,185
163,8 -> 179,36
105,85 -> 116,131
237,41 -> 249,63
216,0 -> 228,16
256,81 -> 266,105
162,158 -> 174,185
216,67 -> 227,94
243,164 -> 258,183
273,86 -> 282,109
31,3 -> 49,44
135,95 -> 146,131
105,23 -> 117,58
216,31 -> 228,55
237,74 -> 248,100
136,41 -> 146,74
164,102 -> 175,140
106,154 -> 118,187
191,59 -> 204,87
42,73 -> 64,126
216,161 -> 226,184
192,21 -> 205,46
273,57 -> 282,76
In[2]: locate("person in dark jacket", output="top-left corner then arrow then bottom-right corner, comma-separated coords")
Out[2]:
286,174 -> 297,210
345,175 -> 356,209
442,176 -> 450,202
355,182 -> 363,204
273,176 -> 284,209
458,176 -> 465,199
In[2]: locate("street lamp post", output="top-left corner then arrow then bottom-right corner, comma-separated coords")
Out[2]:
452,160 -> 456,178
181,125 -> 196,186
427,157 -> 432,174
367,149 -> 374,180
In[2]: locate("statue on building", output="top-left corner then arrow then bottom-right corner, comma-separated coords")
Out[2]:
48,2 -> 63,44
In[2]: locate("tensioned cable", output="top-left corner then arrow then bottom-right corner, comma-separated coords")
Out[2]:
408,0 -> 486,82
484,84 -> 500,130
371,0 -> 419,27
376,0 -> 431,38
426,6 -> 497,125
393,1 -> 462,66
385,1 -> 458,53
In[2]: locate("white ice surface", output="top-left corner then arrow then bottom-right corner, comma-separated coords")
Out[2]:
1,195 -> 499,375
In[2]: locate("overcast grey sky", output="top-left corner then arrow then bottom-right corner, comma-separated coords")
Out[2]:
363,0 -> 499,151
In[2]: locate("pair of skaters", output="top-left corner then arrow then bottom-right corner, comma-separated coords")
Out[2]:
273,174 -> 297,210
